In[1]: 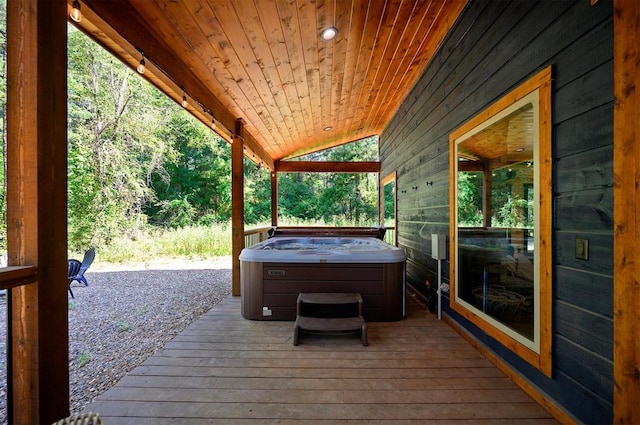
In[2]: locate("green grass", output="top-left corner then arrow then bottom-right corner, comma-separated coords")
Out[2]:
76,218 -> 378,264
116,320 -> 131,333
95,223 -> 232,263
78,352 -> 90,368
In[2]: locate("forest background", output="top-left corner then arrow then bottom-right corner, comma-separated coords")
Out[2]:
0,21 -> 380,262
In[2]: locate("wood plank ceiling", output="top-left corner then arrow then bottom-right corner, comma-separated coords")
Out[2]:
72,0 -> 467,166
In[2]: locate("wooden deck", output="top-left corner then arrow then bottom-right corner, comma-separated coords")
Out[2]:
85,295 -> 559,424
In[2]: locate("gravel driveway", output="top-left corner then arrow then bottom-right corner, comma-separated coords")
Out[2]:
0,257 -> 232,424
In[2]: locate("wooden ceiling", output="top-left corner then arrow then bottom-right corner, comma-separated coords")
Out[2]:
457,104 -> 534,170
72,0 -> 467,167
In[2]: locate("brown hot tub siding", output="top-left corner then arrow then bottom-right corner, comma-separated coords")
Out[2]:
241,262 -> 405,321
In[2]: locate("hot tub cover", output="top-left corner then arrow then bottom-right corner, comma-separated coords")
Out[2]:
239,236 -> 406,263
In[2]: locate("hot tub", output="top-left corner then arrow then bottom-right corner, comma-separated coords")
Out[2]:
240,236 -> 406,321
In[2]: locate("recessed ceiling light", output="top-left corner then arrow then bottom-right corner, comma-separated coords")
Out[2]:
515,147 -> 525,152
320,27 -> 338,41
323,126 -> 333,131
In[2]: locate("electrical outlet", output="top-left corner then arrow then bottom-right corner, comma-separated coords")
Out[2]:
575,238 -> 589,260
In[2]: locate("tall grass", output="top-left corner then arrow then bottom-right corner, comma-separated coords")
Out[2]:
91,217 -> 380,264
97,223 -> 232,263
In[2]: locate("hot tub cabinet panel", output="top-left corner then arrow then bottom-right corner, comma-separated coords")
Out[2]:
241,261 -> 405,321
240,236 -> 407,321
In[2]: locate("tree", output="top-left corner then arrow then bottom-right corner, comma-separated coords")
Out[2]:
244,160 -> 272,225
146,111 -> 232,226
67,27 -> 173,250
312,137 -> 378,225
8,24 -> 384,254
457,171 -> 483,227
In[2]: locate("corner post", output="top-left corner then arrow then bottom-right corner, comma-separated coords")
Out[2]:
271,169 -> 278,227
231,119 -> 245,296
6,0 -> 69,423
613,0 -> 640,423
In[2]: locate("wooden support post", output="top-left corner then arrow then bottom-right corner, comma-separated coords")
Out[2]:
231,119 -> 245,296
271,171 -> 278,227
613,0 -> 639,423
6,0 -> 69,423
482,167 -> 493,227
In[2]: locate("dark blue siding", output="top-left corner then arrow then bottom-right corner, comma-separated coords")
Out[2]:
380,1 -> 614,423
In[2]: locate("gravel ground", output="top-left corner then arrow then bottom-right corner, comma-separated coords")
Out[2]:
0,257 -> 232,424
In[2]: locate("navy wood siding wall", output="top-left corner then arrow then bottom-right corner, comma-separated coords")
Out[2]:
380,1 -> 613,423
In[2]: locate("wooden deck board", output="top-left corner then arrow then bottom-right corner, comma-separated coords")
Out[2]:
96,419 -> 559,425
96,387 -> 535,404
84,295 -> 559,423
112,376 -> 519,391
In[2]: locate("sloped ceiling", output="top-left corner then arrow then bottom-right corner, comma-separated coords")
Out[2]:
71,0 -> 467,167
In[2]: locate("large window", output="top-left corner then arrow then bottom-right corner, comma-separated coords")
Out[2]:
449,67 -> 552,376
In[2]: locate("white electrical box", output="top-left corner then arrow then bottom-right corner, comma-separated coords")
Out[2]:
431,234 -> 447,260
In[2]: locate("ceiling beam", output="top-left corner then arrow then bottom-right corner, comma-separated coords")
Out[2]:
275,161 -> 380,173
457,160 -> 485,172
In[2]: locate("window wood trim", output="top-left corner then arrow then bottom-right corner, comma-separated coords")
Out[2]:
381,171 -> 398,246
448,66 -> 553,377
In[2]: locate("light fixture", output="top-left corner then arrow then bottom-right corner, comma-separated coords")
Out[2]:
515,147 -> 525,152
320,26 -> 338,41
211,118 -> 216,130
70,0 -> 82,23
136,54 -> 146,74
323,126 -> 333,131
181,92 -> 188,108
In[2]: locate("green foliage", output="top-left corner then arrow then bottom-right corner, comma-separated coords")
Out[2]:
67,27 -> 174,251
77,352 -> 90,368
97,223 -> 231,263
146,112 -> 232,226
457,172 -> 483,226
155,198 -> 196,228
244,159 -> 272,224
156,224 -> 230,257
1,25 -> 382,261
493,195 -> 531,228
116,320 -> 130,333
457,164 -> 534,228
383,181 -> 395,226
278,172 -> 319,220
277,137 -> 380,226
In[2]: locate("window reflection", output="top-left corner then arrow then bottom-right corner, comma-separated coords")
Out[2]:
449,66 -> 552,375
456,102 -> 535,342
381,172 -> 397,246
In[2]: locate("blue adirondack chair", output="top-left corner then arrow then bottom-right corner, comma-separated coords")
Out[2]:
68,247 -> 96,298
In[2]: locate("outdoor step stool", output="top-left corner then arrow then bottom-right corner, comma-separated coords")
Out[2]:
293,292 -> 368,346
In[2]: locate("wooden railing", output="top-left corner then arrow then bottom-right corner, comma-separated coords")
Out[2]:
0,266 -> 38,290
244,226 -> 273,248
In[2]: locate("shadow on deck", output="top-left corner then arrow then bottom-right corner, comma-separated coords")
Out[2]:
85,294 -> 559,424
